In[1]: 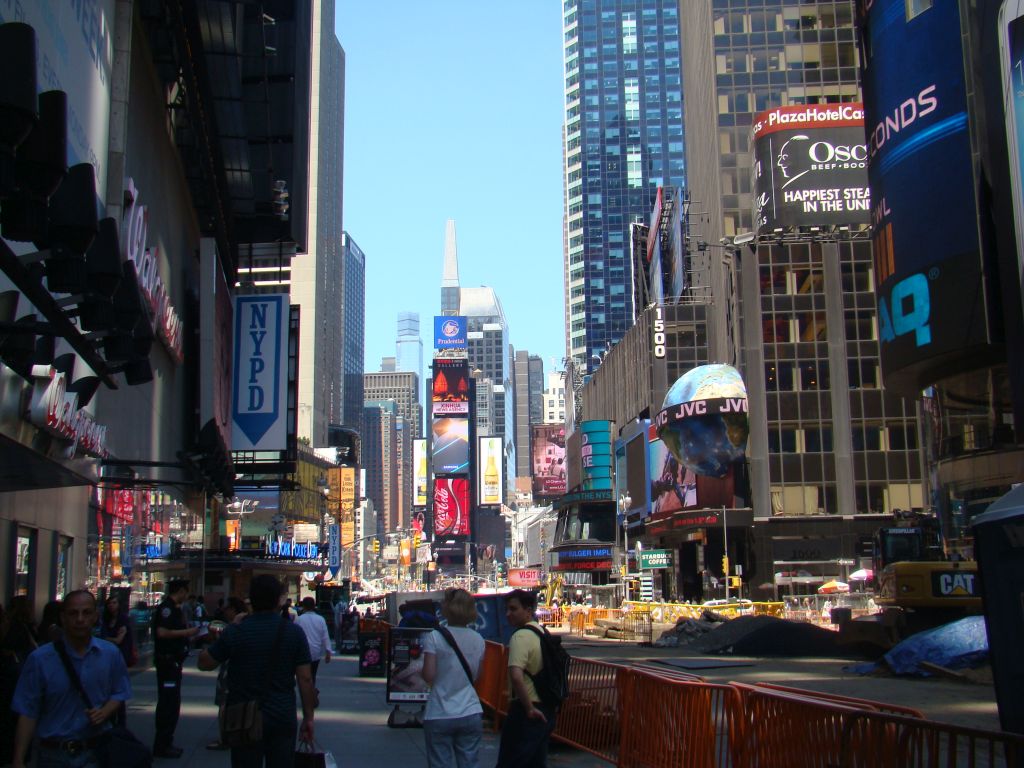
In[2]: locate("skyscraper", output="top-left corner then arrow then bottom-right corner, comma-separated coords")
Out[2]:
513,351 -> 546,478
341,232 -> 366,438
362,400 -> 399,533
364,370 -> 422,530
679,0 -> 923,516
441,219 -> 460,315
561,0 -> 686,370
291,0 -> 345,446
396,312 -> 423,378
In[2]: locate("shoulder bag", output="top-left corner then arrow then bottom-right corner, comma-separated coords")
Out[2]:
436,626 -> 475,687
53,639 -> 152,768
219,617 -> 288,748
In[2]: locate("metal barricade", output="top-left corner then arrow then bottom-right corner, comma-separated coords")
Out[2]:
474,640 -> 509,721
620,610 -> 653,643
751,683 -> 924,719
553,657 -> 625,764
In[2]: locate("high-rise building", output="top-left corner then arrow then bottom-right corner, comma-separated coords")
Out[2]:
364,370 -> 422,529
561,0 -> 686,370
291,0 -> 345,446
513,351 -> 546,478
341,232 -> 366,438
363,400 -> 399,533
437,220 -> 515,490
396,312 -> 424,379
543,372 -> 567,425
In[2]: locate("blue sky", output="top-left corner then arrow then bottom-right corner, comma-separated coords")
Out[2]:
336,2 -> 567,385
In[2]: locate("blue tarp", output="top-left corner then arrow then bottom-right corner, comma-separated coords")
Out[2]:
883,616 -> 989,676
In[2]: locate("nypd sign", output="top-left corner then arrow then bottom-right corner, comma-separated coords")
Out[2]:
232,295 -> 289,450
434,315 -> 467,349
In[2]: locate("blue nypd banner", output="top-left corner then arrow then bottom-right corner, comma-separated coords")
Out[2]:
433,315 -> 467,349
232,294 -> 289,450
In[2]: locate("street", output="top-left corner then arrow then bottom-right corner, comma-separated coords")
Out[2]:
124,650 -> 605,767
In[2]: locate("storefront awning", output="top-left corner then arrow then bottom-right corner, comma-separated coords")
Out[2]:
0,433 -> 97,491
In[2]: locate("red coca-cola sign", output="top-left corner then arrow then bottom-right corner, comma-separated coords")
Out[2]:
433,477 -> 470,537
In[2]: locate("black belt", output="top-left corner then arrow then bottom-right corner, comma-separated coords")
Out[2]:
39,737 -> 101,755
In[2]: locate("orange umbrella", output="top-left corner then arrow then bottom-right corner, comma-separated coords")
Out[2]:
817,580 -> 850,594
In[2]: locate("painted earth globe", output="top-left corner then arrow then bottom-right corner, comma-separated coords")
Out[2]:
656,364 -> 749,478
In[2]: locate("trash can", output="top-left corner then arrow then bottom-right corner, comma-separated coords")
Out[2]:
971,485 -> 1024,736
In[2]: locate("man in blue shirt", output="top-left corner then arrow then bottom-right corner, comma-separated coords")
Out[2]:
11,590 -> 132,768
199,575 -> 316,767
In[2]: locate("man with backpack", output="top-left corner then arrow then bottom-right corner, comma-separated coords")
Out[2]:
496,589 -> 567,768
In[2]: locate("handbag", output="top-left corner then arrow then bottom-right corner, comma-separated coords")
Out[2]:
53,640 -> 152,768
295,738 -> 338,768
219,617 -> 288,748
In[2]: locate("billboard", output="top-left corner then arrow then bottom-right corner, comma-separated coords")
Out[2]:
433,477 -> 470,537
581,420 -> 613,491
413,438 -> 429,506
431,359 -> 470,415
232,294 -> 290,451
433,316 -> 467,349
532,424 -> 566,498
649,423 -> 697,515
751,103 -> 870,233
859,0 -> 990,392
478,436 -> 503,506
431,417 -> 470,474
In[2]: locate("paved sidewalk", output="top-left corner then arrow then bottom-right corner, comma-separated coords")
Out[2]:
124,652 -> 605,767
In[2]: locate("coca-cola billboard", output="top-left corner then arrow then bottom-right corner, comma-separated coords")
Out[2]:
433,477 -> 470,537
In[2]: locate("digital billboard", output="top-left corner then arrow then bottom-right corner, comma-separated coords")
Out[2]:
580,420 -> 613,491
431,417 -> 470,474
431,359 -> 470,415
478,436 -> 503,506
751,103 -> 870,233
433,477 -> 470,537
648,423 -> 739,516
532,424 -> 566,498
413,438 -> 429,506
433,315 -> 467,349
859,0 -> 991,392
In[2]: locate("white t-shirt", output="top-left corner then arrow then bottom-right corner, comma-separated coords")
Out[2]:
422,626 -> 484,721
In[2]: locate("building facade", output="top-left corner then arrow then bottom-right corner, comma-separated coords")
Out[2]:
561,0 -> 686,370
340,232 -> 366,439
362,401 -> 399,533
396,312 -> 423,380
292,0 -> 345,447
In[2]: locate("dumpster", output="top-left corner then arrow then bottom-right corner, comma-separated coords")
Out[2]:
971,485 -> 1024,736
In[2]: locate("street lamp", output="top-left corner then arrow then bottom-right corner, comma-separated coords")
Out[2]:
618,492 -> 632,602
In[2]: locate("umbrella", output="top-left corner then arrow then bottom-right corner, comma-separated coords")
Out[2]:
818,580 -> 850,594
849,568 -> 873,581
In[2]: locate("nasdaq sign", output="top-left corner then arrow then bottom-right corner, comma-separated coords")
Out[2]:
232,294 -> 289,450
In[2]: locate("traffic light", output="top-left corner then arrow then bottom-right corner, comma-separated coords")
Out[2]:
372,539 -> 380,555
722,555 -> 730,575
728,576 -> 742,589
413,532 -> 421,549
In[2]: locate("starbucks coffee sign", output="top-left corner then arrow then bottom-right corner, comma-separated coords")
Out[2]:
638,549 -> 672,570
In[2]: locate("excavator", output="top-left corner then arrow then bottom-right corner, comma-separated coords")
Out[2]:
873,510 -> 980,631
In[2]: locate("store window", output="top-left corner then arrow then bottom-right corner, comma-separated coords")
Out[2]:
14,527 -> 36,598
55,536 -> 72,600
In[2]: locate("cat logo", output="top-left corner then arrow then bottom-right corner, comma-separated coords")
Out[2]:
935,572 -> 977,597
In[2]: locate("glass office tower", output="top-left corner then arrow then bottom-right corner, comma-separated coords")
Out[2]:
562,0 -> 686,371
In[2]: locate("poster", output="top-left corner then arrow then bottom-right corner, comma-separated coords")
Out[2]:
386,627 -> 431,703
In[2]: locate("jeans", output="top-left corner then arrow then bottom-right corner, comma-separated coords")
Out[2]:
495,700 -> 558,768
423,713 -> 482,768
230,717 -> 297,768
36,745 -> 100,768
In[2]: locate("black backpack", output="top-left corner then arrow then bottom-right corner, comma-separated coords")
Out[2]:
518,624 -> 571,708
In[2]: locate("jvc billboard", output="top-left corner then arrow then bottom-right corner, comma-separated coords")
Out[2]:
859,0 -> 993,393
751,103 -> 870,233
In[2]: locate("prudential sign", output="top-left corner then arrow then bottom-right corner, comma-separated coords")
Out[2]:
232,294 -> 289,451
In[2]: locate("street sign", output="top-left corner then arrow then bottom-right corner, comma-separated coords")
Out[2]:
639,549 -> 672,570
328,524 -> 340,569
639,574 -> 654,601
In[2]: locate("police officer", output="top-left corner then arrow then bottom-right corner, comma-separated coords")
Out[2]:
152,579 -> 200,758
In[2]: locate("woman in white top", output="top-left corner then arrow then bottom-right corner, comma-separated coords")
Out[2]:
421,588 -> 485,768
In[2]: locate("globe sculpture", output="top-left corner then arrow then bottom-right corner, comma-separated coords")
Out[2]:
655,364 -> 749,477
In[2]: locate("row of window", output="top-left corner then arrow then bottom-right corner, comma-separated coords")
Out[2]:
761,310 -> 878,344
767,424 -> 919,454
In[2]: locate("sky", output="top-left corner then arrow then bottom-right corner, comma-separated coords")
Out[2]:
335,1 -> 567,386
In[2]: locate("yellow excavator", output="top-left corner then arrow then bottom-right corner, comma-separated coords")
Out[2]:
873,511 -> 980,631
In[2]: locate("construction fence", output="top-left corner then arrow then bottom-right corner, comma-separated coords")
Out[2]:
473,640 -> 1024,768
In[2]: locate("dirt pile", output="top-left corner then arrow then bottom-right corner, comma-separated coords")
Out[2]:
656,614 -> 842,656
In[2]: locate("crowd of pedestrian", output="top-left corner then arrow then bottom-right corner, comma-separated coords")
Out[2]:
0,584 -> 564,768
